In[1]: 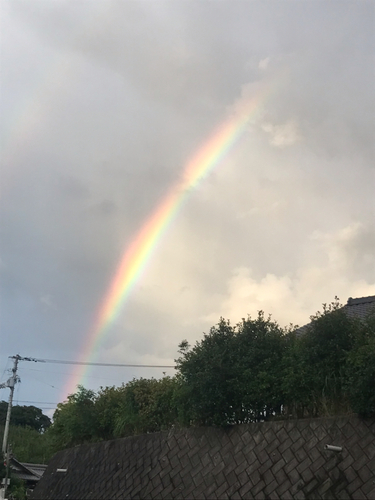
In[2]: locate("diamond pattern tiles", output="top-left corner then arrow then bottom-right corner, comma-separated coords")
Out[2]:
32,416 -> 375,499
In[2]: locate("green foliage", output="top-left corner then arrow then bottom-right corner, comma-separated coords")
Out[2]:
49,386 -> 97,450
305,299 -> 357,376
48,378 -> 181,449
114,377 -> 179,437
0,458 -> 26,500
46,299 -> 375,453
95,385 -> 127,440
7,477 -> 27,500
175,318 -> 236,426
0,402 -> 51,432
0,422 -> 54,499
176,313 -> 288,426
282,299 -> 357,417
0,424 -> 54,463
0,459 -> 5,479
235,313 -> 288,421
281,331 -> 312,417
346,313 -> 375,417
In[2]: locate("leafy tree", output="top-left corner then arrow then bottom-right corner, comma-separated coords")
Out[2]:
0,424 -> 54,464
175,318 -> 236,426
0,457 -> 27,500
176,313 -> 288,426
49,386 -> 97,449
346,313 -> 375,417
7,477 -> 27,500
44,300 -> 375,451
114,376 -> 179,437
94,385 -> 127,440
48,378 -> 180,448
281,331 -> 312,418
234,313 -> 288,421
282,299 -> 359,417
0,403 -> 51,432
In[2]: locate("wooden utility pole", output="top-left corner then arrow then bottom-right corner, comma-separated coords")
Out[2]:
0,355 -> 22,499
1,356 -> 20,455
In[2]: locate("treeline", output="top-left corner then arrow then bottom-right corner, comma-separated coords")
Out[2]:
0,424 -> 54,464
0,402 -> 51,433
48,300 -> 375,450
0,416 -> 55,500
0,404 -> 54,466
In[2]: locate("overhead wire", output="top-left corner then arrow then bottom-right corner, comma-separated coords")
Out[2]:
10,400 -> 58,405
5,356 -> 175,412
0,357 -> 10,384
18,366 -> 146,385
22,358 -> 176,368
1,365 -> 8,381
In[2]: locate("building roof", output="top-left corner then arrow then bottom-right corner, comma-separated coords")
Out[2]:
295,295 -> 375,337
345,295 -> 375,320
10,457 -> 47,485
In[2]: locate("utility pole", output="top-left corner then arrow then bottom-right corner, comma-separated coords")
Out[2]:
0,355 -> 21,499
1,355 -> 39,456
1,356 -> 20,456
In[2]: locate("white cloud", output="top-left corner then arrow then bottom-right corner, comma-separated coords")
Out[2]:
1,1 -> 373,405
205,268 -> 299,326
258,57 -> 270,70
40,294 -> 56,310
261,119 -> 301,147
205,223 -> 375,329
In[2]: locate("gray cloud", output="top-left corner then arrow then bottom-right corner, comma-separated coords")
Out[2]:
0,1 -> 373,404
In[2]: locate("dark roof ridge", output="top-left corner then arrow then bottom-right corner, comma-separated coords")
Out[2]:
10,458 -> 46,477
346,295 -> 375,305
294,294 -> 375,337
20,462 -> 47,467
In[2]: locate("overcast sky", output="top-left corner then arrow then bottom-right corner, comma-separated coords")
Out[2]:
1,1 -> 374,416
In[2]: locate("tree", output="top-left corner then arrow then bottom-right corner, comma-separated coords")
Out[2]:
346,313 -> 375,417
175,313 -> 288,426
234,313 -> 288,421
45,300 -> 375,451
282,299 -> 360,417
48,378 -> 181,448
0,402 -> 51,432
94,385 -> 127,440
0,424 -> 54,464
114,376 -> 179,437
281,331 -> 311,418
49,386 -> 97,449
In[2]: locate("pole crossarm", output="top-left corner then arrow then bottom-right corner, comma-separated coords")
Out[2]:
9,355 -> 40,363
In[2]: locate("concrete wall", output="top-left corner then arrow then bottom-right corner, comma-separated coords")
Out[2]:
32,416 -> 375,499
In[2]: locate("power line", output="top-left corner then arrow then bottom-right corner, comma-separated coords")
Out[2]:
18,357 -> 176,369
12,400 -> 58,405
18,366 -> 143,385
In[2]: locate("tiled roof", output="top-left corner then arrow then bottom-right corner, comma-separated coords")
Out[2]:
10,458 -> 47,484
295,295 -> 375,337
344,295 -> 375,320
294,324 -> 308,337
22,462 -> 48,478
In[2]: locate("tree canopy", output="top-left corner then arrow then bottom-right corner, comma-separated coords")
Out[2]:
33,299 -> 375,452
176,312 -> 289,425
0,402 -> 51,432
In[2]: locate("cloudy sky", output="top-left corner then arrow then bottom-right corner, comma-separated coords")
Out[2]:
1,1 -> 374,415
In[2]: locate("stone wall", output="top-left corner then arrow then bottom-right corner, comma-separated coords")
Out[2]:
32,416 -> 375,499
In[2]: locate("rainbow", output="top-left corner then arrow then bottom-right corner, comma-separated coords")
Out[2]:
64,80 -> 275,397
